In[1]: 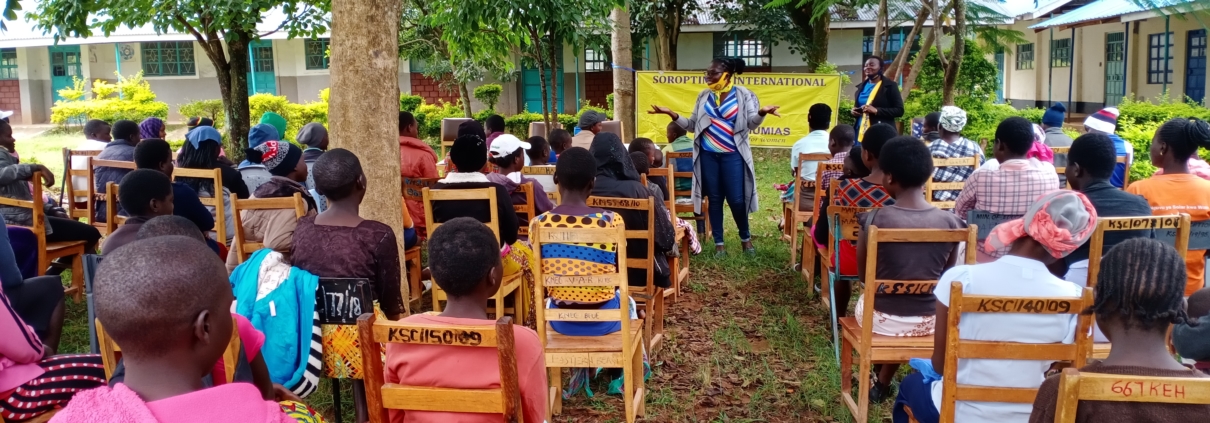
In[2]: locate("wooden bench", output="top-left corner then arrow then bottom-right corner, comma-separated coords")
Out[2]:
1052,368 -> 1210,422
936,281 -> 1094,422
785,153 -> 831,266
532,222 -> 645,423
0,173 -> 86,301
588,195 -> 665,355
230,193 -> 308,264
357,314 -> 524,422
170,167 -> 229,245
839,225 -> 977,423
926,156 -> 981,210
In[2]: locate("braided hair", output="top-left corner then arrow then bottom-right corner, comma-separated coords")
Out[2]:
1157,117 -> 1210,161
711,57 -> 746,76
1087,238 -> 1193,331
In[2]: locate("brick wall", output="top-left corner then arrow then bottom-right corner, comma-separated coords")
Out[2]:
584,72 -> 613,108
409,73 -> 460,104
0,80 -> 20,123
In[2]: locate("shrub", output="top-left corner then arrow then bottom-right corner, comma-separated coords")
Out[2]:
504,111 -> 577,136
56,77 -> 86,102
606,93 -> 615,112
178,99 -> 226,129
473,84 -> 503,112
51,72 -> 168,126
400,94 -> 423,113
91,79 -> 118,99
413,101 -> 467,140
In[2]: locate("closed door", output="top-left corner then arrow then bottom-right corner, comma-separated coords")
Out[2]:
247,40 -> 277,95
1104,32 -> 1126,107
522,48 -> 564,113
1187,30 -> 1206,105
994,49 -> 1005,103
48,46 -> 82,102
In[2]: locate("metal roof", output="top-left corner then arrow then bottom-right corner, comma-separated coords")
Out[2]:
1030,0 -> 1190,28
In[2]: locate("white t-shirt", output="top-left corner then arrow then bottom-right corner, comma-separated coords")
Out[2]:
789,130 -> 830,180
929,255 -> 1083,422
70,139 -> 110,202
1063,259 -> 1109,343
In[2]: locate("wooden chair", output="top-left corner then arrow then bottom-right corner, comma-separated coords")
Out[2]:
646,163 -> 687,303
231,193 -> 307,264
839,225 -> 977,423
63,149 -> 102,231
88,157 -> 136,235
513,182 -> 537,238
1052,147 -> 1070,188
601,120 -> 625,140
926,156 -> 981,209
1052,368 -> 1210,423
521,165 -> 558,203
801,162 -> 845,285
528,121 -> 549,138
966,210 -> 1020,244
357,314 -> 524,423
170,167 -> 229,245
95,317 -> 241,381
0,173 -> 86,301
439,118 -> 473,160
401,202 -> 424,303
821,188 -> 879,359
785,153 -> 831,268
1117,155 -> 1130,188
422,187 -> 525,321
937,281 -> 1094,423
103,182 -> 128,235
665,151 -> 707,239
402,177 -> 439,302
532,221 -> 645,423
588,195 -> 665,354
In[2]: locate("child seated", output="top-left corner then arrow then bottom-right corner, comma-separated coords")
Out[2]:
1174,288 -> 1210,374
487,134 -> 555,218
856,136 -> 965,402
590,133 -> 675,288
102,169 -> 175,254
631,151 -> 700,254
52,236 -> 321,422
385,217 -> 547,423
628,137 -> 668,201
1030,238 -> 1210,422
893,190 -> 1096,423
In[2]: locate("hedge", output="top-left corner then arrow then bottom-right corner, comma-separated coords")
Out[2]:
51,72 -> 169,125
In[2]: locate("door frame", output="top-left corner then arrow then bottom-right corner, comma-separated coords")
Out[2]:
247,40 -> 277,95
48,45 -> 83,103
1104,32 -> 1127,108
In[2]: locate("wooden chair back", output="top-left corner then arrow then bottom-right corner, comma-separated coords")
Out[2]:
440,118 -> 474,159
521,166 -> 559,203
103,182 -> 128,235
231,193 -> 307,264
357,314 -> 522,423
1117,156 -> 1130,188
171,167 -> 229,244
402,177 -> 439,202
791,153 -> 831,218
1051,147 -> 1070,175
665,151 -> 705,234
587,196 -> 656,297
1087,215 -> 1191,288
601,120 -> 624,140
1052,368 -> 1210,423
925,156 -> 981,209
0,173 -> 55,270
513,182 -> 537,237
422,187 -> 502,240
646,163 -> 676,225
63,149 -> 101,224
939,281 -> 1095,422
95,317 -> 241,381
812,162 -> 845,217
88,157 -> 136,232
528,121 -> 549,138
965,210 -> 1020,242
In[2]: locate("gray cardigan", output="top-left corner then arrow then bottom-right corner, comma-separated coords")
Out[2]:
673,86 -> 765,214
0,147 -> 52,234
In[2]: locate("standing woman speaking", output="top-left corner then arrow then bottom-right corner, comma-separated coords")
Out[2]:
851,56 -> 904,142
649,57 -> 781,255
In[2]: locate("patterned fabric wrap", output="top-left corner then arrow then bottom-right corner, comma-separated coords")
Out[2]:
854,295 -> 936,337
535,211 -> 621,303
928,137 -> 984,202
320,303 -> 386,379
983,190 -> 1097,259
280,400 -> 327,422
835,178 -> 895,208
703,87 -> 739,153
502,240 -> 538,327
939,106 -> 967,132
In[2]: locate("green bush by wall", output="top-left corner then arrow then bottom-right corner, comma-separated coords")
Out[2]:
51,72 -> 169,126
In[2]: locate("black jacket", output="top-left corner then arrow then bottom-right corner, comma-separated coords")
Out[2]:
854,74 -> 904,127
430,180 -> 519,247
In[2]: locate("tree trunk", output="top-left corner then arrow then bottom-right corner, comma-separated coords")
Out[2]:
612,7 -> 635,137
654,15 -> 673,71
548,31 -> 560,116
529,28 -> 553,132
330,0 -> 408,312
886,0 -> 929,78
195,35 -> 241,154
669,2 -> 682,70
459,83 -> 473,118
225,33 -> 252,159
787,4 -> 829,72
900,25 -> 937,99
872,0 -> 888,58
942,0 -> 966,105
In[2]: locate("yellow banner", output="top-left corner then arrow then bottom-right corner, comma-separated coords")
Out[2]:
635,71 -> 843,148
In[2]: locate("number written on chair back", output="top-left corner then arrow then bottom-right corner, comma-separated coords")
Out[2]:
318,278 -> 374,325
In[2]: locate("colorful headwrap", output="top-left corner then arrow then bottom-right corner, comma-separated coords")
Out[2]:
983,190 -> 1097,259
1027,124 -> 1055,163
939,106 -> 967,133
139,117 -> 165,140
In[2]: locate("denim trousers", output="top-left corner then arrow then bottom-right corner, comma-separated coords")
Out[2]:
698,150 -> 751,245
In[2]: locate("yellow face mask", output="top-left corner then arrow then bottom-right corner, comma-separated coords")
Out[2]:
707,72 -> 733,95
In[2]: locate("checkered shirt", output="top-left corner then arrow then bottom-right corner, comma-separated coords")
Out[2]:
953,159 -> 1061,219
835,178 -> 896,208
820,151 -> 848,194
929,137 -> 985,201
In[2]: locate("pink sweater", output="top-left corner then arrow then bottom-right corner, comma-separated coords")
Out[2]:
0,288 -> 45,392
51,383 -> 294,423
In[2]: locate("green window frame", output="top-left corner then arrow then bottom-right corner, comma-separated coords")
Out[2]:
712,32 -> 770,68
141,42 -> 196,76
0,49 -> 16,80
1050,38 -> 1072,68
1016,43 -> 1034,70
305,38 -> 330,70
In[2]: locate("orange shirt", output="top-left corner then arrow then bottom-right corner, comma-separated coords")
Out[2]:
399,136 -> 439,231
385,314 -> 547,423
1126,173 -> 1210,295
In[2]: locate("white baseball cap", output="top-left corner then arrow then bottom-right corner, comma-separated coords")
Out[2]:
0,110 -> 12,121
488,134 -> 531,158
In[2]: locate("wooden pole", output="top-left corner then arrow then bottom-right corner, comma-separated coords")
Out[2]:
329,0 -> 409,314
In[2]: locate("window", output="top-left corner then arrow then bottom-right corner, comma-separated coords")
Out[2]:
713,32 -> 771,68
861,28 -> 919,60
304,38 -> 330,70
1149,32 -> 1174,84
0,49 -> 16,80
585,48 -> 608,72
141,42 -> 195,76
1016,43 -> 1034,70
1050,38 -> 1071,68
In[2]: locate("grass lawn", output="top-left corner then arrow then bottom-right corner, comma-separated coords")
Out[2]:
51,146 -> 889,422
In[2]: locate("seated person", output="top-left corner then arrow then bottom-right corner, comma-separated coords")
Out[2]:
386,218 -> 547,423
297,122 -> 328,191
139,117 -> 166,140
628,137 -> 668,201
225,177 -> 317,273
632,152 -> 700,254
239,124 -> 280,193
927,106 -> 985,202
0,214 -> 66,353
661,121 -> 693,200
526,136 -> 550,166
134,139 -> 215,236
0,120 -> 102,254
1174,288 -> 1210,375
787,103 -> 833,209
548,128 -> 573,164
94,119 -> 142,221
138,215 -> 221,257
811,143 -> 870,275
69,120 -> 111,207
292,149 -> 404,321
102,169 -> 175,254
487,134 -> 555,218
398,111 -> 438,238
591,133 -> 675,289
855,136 -> 965,402
1030,238 -> 1210,422
920,112 -> 941,144
52,236 -> 320,422
893,190 -> 1095,423
179,126 -> 251,244
2,282 -> 105,421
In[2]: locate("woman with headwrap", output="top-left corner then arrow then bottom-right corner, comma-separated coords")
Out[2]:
850,56 -> 904,142
927,106 -> 985,202
138,117 -> 166,140
179,126 -> 250,243
238,124 -> 280,191
589,132 -> 676,289
648,57 -> 781,255
225,176 -> 317,273
893,190 -> 1096,423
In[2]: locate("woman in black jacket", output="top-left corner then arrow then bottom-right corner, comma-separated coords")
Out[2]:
851,56 -> 904,142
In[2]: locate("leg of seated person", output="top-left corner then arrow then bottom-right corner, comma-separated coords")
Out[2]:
45,216 -> 102,254
403,227 -> 418,250
892,372 -> 939,423
4,275 -> 65,351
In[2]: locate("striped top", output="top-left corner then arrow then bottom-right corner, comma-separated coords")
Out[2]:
703,87 -> 739,153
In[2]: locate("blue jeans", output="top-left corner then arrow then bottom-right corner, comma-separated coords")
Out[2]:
698,150 -> 751,246
893,372 -> 940,423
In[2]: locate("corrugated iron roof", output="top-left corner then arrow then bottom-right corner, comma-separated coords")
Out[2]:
1030,0 -> 1189,28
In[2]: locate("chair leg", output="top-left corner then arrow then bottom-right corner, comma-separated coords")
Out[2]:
549,367 -> 562,417
634,337 -> 647,418
789,221 -> 800,269
840,334 -> 855,409
856,356 -> 872,423
623,350 -> 636,423
70,254 -> 84,302
330,379 -> 343,423
802,237 -> 817,294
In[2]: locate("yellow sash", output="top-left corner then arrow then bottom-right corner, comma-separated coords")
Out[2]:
857,79 -> 883,143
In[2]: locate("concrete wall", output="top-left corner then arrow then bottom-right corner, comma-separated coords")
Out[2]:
16,47 -> 49,124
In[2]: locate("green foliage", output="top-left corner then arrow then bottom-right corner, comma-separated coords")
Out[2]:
400,94 -> 423,113
901,42 -> 1035,142
472,84 -> 503,112
815,61 -> 850,87
247,92 -> 328,142
837,98 -> 855,126
178,99 -> 226,128
606,93 -> 615,112
51,72 -> 167,126
413,101 -> 467,140
504,112 -> 578,136
1117,94 -> 1210,127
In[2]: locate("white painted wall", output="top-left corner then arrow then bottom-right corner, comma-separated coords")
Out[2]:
676,33 -> 713,70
